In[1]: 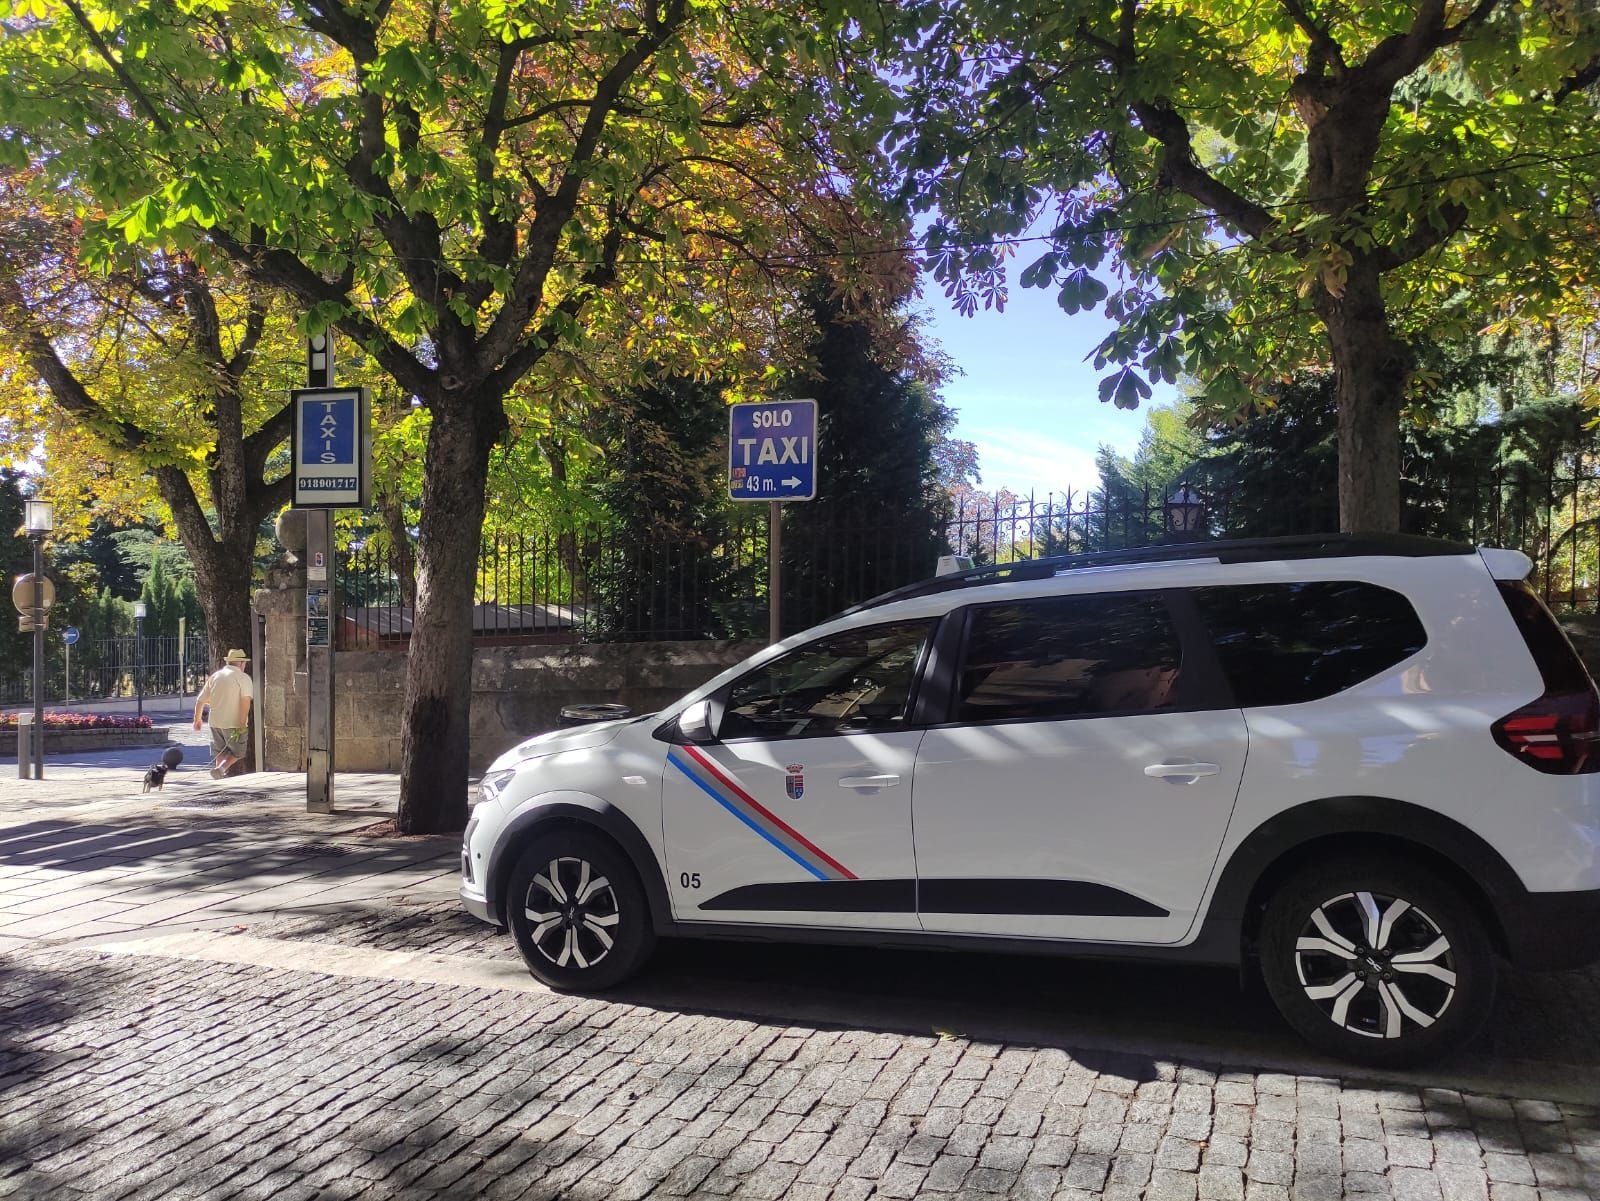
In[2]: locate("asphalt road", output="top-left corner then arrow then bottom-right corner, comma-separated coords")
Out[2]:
1,692 -> 194,720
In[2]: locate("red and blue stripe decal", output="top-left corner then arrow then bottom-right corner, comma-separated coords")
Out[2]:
667,745 -> 856,882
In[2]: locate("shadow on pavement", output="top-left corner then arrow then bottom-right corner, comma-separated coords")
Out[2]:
0,820 -> 234,871
238,894 -> 1600,1096
628,939 -> 1600,1088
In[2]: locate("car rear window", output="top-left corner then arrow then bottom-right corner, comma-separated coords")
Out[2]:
1495,580 -> 1593,693
1191,581 -> 1426,708
956,593 -> 1184,722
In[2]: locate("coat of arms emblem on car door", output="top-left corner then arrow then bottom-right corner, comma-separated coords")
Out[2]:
784,764 -> 805,800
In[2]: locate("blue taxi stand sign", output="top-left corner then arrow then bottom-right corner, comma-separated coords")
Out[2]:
290,387 -> 372,509
727,399 -> 818,502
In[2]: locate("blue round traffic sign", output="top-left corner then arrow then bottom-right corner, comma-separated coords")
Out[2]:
62,625 -> 79,645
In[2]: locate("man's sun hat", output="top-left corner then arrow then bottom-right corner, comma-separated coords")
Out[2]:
224,648 -> 247,664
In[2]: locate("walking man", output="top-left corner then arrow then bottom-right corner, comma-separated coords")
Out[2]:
193,649 -> 253,778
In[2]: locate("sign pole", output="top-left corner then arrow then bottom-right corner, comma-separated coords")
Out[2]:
305,330 -> 336,813
31,535 -> 43,780
768,500 -> 782,645
306,510 -> 335,812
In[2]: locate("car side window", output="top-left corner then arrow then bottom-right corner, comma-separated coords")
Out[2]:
956,593 -> 1184,723
720,619 -> 936,740
1190,581 -> 1426,707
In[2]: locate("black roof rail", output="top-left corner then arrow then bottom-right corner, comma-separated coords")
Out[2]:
843,533 -> 1475,616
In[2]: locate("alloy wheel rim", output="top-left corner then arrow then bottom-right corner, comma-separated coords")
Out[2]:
1293,890 -> 1457,1040
523,856 -> 620,969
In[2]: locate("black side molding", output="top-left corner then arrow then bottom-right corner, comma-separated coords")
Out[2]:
700,880 -> 916,913
698,878 -> 1167,918
920,878 -> 1168,918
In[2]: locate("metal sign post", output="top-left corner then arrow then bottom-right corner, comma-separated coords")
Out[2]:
291,329 -> 370,814
62,625 -> 78,705
13,555 -> 54,778
31,538 -> 43,777
727,399 -> 818,644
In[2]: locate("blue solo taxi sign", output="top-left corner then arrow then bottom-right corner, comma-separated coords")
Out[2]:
727,399 -> 818,502
291,387 -> 372,509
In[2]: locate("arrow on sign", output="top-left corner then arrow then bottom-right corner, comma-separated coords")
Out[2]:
782,477 -> 802,488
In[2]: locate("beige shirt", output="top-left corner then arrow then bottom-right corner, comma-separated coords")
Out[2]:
199,665 -> 254,730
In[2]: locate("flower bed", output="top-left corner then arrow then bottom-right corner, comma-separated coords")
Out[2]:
0,711 -> 154,730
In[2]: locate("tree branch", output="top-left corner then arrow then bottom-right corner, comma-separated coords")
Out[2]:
1555,53 -> 1600,102
481,201 -> 626,401
465,37 -> 524,308
1359,0 -> 1500,92
60,0 -> 175,135
208,226 -> 438,400
152,464 -> 221,553
1279,0 -> 1346,72
477,0 -> 691,374
242,397 -> 294,487
1131,99 -> 1276,238
225,290 -> 271,381
1370,200 -> 1469,271
0,256 -> 151,452
179,261 -> 226,370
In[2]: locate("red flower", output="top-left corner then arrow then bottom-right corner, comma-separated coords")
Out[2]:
6,711 -> 159,731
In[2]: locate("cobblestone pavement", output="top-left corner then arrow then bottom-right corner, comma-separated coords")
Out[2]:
5,781 -> 1600,1199
241,899 -> 1600,1095
4,941 -> 1600,1201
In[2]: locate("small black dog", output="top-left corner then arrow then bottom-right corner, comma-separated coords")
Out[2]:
141,746 -> 184,793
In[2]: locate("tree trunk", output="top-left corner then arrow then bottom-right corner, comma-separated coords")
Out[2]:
185,534 -> 259,770
398,400 -> 494,834
1318,266 -> 1410,533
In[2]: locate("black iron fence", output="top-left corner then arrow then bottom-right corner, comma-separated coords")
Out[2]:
1,632 -> 210,707
338,459 -> 1600,649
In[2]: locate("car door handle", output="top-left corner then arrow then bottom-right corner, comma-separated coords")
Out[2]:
839,775 -> 901,790
1143,761 -> 1221,779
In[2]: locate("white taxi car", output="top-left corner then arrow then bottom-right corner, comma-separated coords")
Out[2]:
461,534 -> 1600,1064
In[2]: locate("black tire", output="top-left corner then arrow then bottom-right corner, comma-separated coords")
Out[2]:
505,828 -> 655,991
1259,854 -> 1496,1066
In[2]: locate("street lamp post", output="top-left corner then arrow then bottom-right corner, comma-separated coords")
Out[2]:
133,600 -> 147,720
24,499 -> 53,780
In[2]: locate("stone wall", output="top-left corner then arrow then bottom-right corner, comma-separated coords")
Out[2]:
257,558 -> 759,773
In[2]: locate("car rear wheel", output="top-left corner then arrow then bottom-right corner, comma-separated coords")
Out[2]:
506,829 -> 654,991
1259,855 -> 1496,1066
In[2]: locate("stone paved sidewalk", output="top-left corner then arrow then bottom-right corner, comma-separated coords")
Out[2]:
0,769 -> 460,947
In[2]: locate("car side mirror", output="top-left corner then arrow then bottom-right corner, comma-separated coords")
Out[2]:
676,699 -> 717,745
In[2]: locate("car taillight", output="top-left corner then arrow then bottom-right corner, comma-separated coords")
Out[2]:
1492,580 -> 1600,774
1492,689 -> 1600,774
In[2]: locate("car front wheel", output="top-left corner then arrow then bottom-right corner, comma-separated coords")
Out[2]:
506,829 -> 654,991
1259,855 -> 1496,1066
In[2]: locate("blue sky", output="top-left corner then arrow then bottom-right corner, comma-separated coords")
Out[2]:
916,274 -> 1178,499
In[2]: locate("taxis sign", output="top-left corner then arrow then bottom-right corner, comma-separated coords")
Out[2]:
291,387 -> 372,509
